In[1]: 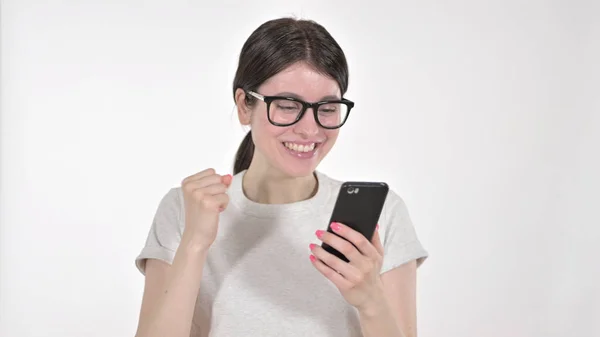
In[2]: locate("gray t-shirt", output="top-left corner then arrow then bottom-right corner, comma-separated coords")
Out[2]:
136,170 -> 428,337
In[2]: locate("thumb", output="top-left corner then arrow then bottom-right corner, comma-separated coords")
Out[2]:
221,174 -> 233,187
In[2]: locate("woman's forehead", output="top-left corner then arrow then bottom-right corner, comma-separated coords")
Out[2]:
260,63 -> 341,99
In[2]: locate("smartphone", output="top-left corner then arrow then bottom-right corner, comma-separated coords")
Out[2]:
321,181 -> 389,263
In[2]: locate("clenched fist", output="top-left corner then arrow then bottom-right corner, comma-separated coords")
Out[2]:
180,168 -> 233,250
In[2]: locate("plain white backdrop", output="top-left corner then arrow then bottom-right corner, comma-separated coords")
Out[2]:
1,1 -> 598,336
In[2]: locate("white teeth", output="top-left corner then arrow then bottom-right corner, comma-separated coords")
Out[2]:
284,142 -> 316,152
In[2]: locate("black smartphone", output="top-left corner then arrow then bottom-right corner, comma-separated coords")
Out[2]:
321,181 -> 389,263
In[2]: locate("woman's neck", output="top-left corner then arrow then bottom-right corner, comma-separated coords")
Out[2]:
242,166 -> 318,204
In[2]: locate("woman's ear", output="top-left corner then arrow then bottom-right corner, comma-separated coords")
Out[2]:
235,88 -> 252,126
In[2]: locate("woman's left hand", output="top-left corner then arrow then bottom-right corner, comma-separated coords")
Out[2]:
310,222 -> 386,314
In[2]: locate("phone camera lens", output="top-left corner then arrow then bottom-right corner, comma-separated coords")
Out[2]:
346,187 -> 359,194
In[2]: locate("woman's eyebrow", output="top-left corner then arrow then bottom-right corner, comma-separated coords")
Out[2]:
274,92 -> 341,101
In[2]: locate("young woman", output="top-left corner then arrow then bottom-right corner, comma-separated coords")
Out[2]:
134,17 -> 428,337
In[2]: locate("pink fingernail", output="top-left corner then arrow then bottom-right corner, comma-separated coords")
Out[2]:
309,243 -> 317,250
331,222 -> 341,231
315,230 -> 324,238
309,255 -> 316,262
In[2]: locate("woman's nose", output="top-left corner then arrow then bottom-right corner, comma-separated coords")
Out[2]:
293,108 -> 320,136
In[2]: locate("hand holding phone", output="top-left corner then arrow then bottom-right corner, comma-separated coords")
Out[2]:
321,181 -> 389,262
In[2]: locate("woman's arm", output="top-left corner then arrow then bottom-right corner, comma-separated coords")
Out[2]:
358,299 -> 405,337
381,260 -> 418,336
136,170 -> 232,337
135,235 -> 209,337
358,260 -> 418,337
310,221 -> 420,337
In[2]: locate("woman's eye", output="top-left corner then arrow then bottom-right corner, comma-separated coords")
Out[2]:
319,105 -> 338,114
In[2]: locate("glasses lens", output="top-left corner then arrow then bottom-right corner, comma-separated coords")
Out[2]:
269,99 -> 303,125
317,102 -> 349,128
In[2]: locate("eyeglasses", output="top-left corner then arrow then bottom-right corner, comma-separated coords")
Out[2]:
246,91 -> 354,129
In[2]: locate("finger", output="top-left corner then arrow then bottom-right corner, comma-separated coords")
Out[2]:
199,193 -> 230,212
181,168 -> 216,185
317,229 -> 363,264
185,173 -> 232,190
191,182 -> 229,196
371,224 -> 385,256
183,174 -> 222,190
211,193 -> 230,211
310,244 -> 363,283
329,222 -> 380,259
309,254 -> 353,291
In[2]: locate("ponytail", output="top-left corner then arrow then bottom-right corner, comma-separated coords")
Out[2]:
233,131 -> 254,174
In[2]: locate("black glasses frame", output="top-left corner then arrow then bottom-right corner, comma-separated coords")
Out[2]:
246,90 -> 354,129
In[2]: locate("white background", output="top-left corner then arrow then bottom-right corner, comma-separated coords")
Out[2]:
1,1 -> 598,336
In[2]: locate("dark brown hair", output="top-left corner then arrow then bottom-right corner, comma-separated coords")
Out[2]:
232,18 -> 349,174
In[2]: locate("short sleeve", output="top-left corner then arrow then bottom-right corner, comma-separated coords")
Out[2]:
135,187 -> 185,275
379,190 -> 428,274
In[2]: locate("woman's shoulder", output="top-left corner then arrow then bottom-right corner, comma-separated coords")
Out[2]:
160,186 -> 184,206
152,186 -> 185,225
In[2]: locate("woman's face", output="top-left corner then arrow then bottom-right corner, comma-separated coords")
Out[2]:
241,62 -> 342,178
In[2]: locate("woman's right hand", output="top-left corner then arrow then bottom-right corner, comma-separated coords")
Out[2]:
180,168 -> 233,251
